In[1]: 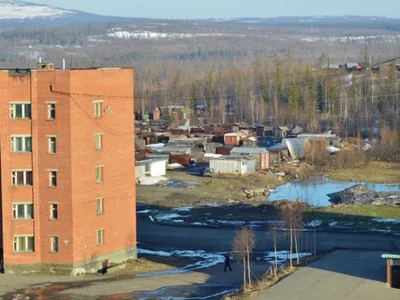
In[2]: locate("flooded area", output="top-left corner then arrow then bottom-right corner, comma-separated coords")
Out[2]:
268,177 -> 400,206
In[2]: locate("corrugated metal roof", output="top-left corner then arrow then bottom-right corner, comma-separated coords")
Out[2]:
382,254 -> 400,259
231,147 -> 268,154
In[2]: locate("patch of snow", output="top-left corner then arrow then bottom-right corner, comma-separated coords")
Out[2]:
327,146 -> 340,154
155,213 -> 188,221
329,221 -> 338,227
138,176 -> 168,186
0,1 -> 75,19
107,30 -> 244,40
214,220 -> 246,226
306,220 -> 323,227
171,219 -> 184,223
204,153 -> 222,158
264,251 -> 312,261
370,228 -> 392,233
146,143 -> 165,148
301,34 -> 400,44
372,218 -> 400,224
167,163 -> 185,170
137,248 -> 225,273
192,222 -> 208,226
148,215 -> 154,222
204,202 -> 223,207
173,207 -> 193,212
137,210 -> 151,214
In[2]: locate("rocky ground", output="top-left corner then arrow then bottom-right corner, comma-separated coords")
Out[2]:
328,184 -> 400,205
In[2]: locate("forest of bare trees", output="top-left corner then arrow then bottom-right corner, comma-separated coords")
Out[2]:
138,53 -> 400,138
1,20 -> 400,138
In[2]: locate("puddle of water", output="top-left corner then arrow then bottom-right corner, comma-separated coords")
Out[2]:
268,177 -> 400,206
159,180 -> 197,189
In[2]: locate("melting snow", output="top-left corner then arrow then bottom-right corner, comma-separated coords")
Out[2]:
306,220 -> 323,227
173,207 -> 193,212
155,213 -> 187,221
264,250 -> 312,261
372,218 -> 400,224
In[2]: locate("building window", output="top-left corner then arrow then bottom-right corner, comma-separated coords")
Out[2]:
96,198 -> 104,215
95,133 -> 103,150
50,236 -> 59,253
49,171 -> 57,187
12,203 -> 34,220
97,229 -> 104,245
13,236 -> 34,252
47,103 -> 56,120
95,166 -> 103,183
11,136 -> 32,152
11,170 -> 33,186
48,136 -> 57,154
94,101 -> 102,118
50,203 -> 58,220
10,103 -> 31,120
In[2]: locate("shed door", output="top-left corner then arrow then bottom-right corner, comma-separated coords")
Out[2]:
393,266 -> 400,289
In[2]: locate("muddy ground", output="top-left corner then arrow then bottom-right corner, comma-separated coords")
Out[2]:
137,170 -> 283,208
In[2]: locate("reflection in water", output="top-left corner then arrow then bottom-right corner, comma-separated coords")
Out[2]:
268,177 -> 400,207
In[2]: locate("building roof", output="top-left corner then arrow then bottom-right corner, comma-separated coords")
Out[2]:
231,147 -> 268,154
136,157 -> 168,165
278,126 -> 290,131
382,254 -> 400,260
210,155 -> 256,161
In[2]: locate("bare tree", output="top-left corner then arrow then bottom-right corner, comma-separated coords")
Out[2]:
281,204 -> 294,268
233,227 -> 256,291
268,223 -> 281,277
292,200 -> 305,265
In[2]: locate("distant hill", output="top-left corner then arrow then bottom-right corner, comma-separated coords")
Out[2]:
0,0 -> 127,27
0,1 -> 399,31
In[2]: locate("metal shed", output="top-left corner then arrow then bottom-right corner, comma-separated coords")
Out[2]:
209,156 -> 256,176
230,147 -> 270,170
136,158 -> 168,178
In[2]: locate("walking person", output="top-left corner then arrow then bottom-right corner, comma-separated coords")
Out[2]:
224,253 -> 232,272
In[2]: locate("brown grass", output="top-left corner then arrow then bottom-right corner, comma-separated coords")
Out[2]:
223,266 -> 298,300
111,258 -> 173,275
329,160 -> 400,183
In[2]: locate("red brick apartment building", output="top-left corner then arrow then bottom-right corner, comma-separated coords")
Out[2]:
0,64 -> 136,274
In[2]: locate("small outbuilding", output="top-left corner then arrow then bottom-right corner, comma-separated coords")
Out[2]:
224,132 -> 241,146
135,157 -> 168,179
382,254 -> 400,289
209,156 -> 256,176
230,147 -> 270,170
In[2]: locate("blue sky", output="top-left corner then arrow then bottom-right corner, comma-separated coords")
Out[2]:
28,0 -> 400,19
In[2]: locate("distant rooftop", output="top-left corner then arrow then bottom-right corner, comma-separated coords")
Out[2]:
231,147 -> 268,154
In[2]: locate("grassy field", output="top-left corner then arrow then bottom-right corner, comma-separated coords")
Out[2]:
329,161 -> 400,183
137,171 -> 283,208
309,205 -> 400,220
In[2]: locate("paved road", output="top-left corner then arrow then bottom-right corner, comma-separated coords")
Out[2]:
253,250 -> 400,300
138,220 -> 400,253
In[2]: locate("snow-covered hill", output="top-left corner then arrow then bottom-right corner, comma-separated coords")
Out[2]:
0,0 -> 75,19
0,0 -> 126,26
